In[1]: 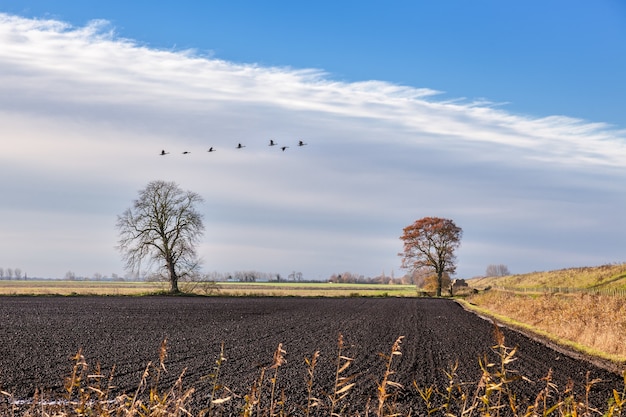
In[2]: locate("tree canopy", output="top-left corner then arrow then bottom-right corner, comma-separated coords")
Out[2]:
116,180 -> 204,293
399,217 -> 462,296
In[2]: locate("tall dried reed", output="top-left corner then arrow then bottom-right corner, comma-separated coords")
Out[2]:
415,324 -> 626,417
2,329 -> 625,416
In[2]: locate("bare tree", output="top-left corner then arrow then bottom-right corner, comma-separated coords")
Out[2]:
399,217 -> 463,297
204,271 -> 226,282
116,180 -> 205,293
233,271 -> 260,282
6,268 -> 13,280
485,264 -> 511,277
14,268 -> 22,280
0,267 -> 4,279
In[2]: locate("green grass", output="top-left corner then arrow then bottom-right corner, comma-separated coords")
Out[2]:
211,282 -> 417,297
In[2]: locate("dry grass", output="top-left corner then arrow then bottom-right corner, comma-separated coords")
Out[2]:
0,280 -> 159,296
3,328 -> 625,417
191,282 -> 417,298
465,264 -> 626,365
469,263 -> 626,290
0,280 -> 417,297
467,290 -> 626,360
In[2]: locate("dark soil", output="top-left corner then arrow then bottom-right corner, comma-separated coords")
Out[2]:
0,296 -> 622,415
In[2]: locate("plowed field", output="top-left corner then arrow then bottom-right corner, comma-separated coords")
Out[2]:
0,297 -> 622,415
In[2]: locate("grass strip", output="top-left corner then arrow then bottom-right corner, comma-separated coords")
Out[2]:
457,298 -> 626,374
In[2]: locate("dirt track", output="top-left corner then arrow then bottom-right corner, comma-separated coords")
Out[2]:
0,296 -> 622,415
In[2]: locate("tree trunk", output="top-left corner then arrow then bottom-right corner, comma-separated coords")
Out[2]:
436,271 -> 442,297
169,279 -> 179,294
167,262 -> 179,294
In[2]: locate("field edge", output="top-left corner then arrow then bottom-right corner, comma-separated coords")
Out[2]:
456,299 -> 626,376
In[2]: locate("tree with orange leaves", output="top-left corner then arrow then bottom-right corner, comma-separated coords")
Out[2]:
399,217 -> 462,297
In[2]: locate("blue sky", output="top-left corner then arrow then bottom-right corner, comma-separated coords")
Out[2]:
5,1 -> 626,126
0,1 -> 625,280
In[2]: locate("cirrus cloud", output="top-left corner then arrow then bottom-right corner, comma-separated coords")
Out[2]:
0,13 -> 624,279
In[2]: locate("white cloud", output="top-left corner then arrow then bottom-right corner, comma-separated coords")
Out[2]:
0,13 -> 624,279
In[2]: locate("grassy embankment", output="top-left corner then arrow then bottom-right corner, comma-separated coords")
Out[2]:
464,263 -> 626,365
468,263 -> 626,290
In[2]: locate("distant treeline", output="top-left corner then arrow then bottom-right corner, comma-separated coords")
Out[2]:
0,267 -> 26,280
0,269 -> 419,284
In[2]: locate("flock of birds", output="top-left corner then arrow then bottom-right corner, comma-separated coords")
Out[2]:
159,139 -> 308,156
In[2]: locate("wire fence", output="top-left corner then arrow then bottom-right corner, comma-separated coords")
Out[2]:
493,286 -> 626,297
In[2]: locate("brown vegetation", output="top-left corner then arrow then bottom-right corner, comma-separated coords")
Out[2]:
468,290 -> 626,360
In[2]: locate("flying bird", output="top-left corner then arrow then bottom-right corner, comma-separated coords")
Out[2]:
281,146 -> 289,151
182,151 -> 191,155
160,150 -> 169,155
208,147 -> 216,152
237,143 -> 246,149
269,139 -> 277,146
298,140 -> 307,146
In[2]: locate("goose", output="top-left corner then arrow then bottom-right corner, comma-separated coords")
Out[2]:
281,146 -> 289,151
160,150 -> 169,155
237,143 -> 246,149
298,140 -> 307,146
207,147 -> 216,152
182,151 -> 191,155
269,139 -> 277,146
